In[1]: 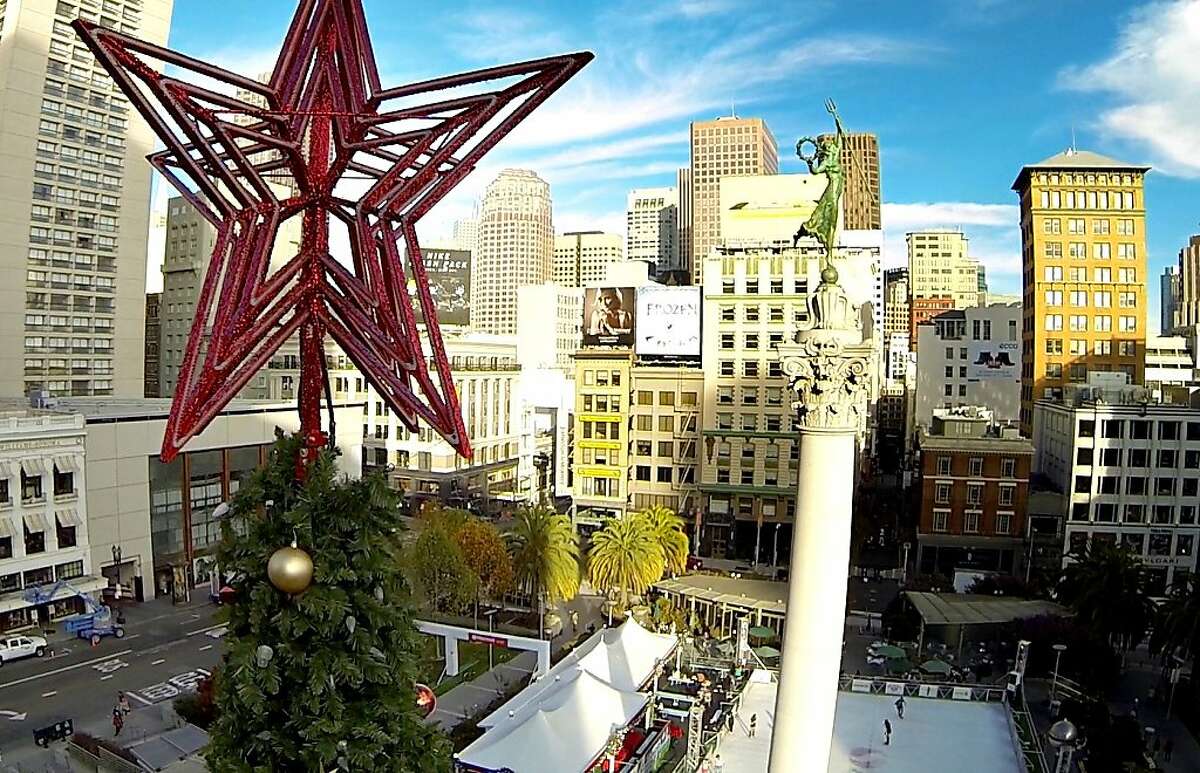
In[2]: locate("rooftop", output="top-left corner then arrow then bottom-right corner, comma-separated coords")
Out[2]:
1012,148 -> 1149,189
654,574 -> 788,615
905,591 -> 1069,627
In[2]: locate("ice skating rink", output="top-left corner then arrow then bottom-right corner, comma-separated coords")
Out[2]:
721,680 -> 1025,773
829,691 -> 1024,773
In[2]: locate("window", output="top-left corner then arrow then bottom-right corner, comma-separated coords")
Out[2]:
52,466 -> 73,496
1069,315 -> 1087,332
720,333 -> 734,350
1044,290 -> 1062,306
1119,316 -> 1137,332
1102,420 -> 1124,439
636,415 -> 653,431
744,333 -> 759,350
656,467 -> 672,484
56,516 -> 76,549
1093,291 -> 1111,307
964,511 -> 980,533
1076,447 -> 1094,465
720,305 -> 735,322
658,416 -> 673,432
24,522 -> 44,555
1044,266 -> 1063,281
1094,315 -> 1111,332
1045,338 -> 1063,355
1046,363 -> 1063,378
966,484 -> 983,505
995,513 -> 1012,535
1100,448 -> 1121,466
998,486 -> 1014,506
933,510 -> 949,532
1127,476 -> 1147,495
1078,420 -> 1095,438
1001,458 -> 1016,478
657,441 -> 673,458
1160,421 -> 1181,440
1045,314 -> 1063,331
968,457 -> 983,476
1178,535 -> 1194,557
934,483 -> 951,504
936,456 -> 951,475
21,470 -> 42,502
658,391 -> 675,407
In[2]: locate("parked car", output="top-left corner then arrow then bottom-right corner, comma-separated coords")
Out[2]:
0,634 -> 47,665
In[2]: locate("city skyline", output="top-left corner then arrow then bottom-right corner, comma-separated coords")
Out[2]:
147,0 -> 1200,309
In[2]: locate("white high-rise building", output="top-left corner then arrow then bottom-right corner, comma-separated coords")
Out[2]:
626,187 -> 679,276
516,283 -> 581,373
907,230 -> 980,309
553,231 -> 624,287
471,170 -> 553,335
452,216 -> 478,254
0,0 -> 174,398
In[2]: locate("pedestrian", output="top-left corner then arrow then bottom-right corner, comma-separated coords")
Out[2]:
117,692 -> 131,716
1164,737 -> 1174,762
569,609 -> 579,632
112,706 -> 124,736
895,696 -> 905,719
883,718 -> 892,746
712,753 -> 724,773
748,713 -> 757,738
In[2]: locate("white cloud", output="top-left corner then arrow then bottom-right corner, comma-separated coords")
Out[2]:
555,209 -> 628,238
446,10 -> 571,62
1058,0 -> 1200,176
883,202 -> 1018,230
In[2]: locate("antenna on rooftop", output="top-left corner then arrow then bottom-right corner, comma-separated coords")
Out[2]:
1070,124 -> 1077,154
731,101 -> 737,119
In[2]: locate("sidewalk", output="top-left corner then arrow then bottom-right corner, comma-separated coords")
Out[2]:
34,591 -> 217,649
428,589 -> 605,732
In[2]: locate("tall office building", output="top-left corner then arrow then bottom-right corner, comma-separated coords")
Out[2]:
689,116 -> 778,284
452,216 -> 478,254
626,187 -> 679,276
978,265 -> 989,306
1161,265 -> 1180,334
883,267 -> 909,340
1013,149 -> 1149,432
676,167 -> 692,284
0,0 -> 173,398
553,231 -> 624,287
471,169 -> 553,335
907,230 -> 980,309
1175,236 -> 1200,328
817,131 -> 880,230
143,292 -> 160,397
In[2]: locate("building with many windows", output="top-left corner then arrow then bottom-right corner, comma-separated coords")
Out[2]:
0,411 -> 95,631
913,304 -> 1023,430
818,131 -> 881,230
517,283 -> 582,373
1033,381 -> 1200,595
553,231 -> 624,288
688,116 -> 778,284
907,230 -> 980,310
471,169 -> 553,335
883,268 -> 909,341
362,332 -> 521,512
143,292 -> 160,397
572,350 -> 633,524
0,0 -> 173,398
626,188 -> 679,277
916,411 -> 1032,578
1013,149 -> 1149,433
1161,265 -> 1180,334
698,241 -> 878,560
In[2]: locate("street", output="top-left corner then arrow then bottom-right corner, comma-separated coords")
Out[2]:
0,596 -> 222,767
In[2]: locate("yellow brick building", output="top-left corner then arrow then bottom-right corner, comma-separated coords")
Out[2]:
1012,150 -> 1149,433
572,350 -> 633,522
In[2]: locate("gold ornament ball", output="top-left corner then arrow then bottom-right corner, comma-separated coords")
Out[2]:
267,545 -> 314,594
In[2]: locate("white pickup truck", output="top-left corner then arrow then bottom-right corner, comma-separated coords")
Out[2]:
0,634 -> 47,665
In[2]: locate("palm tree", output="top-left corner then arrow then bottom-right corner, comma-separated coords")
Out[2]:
1057,543 -> 1155,652
1150,575 -> 1200,663
508,507 -> 581,633
639,505 -> 689,576
587,515 -> 665,613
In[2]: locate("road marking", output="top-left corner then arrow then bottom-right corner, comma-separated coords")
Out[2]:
100,675 -> 113,681
127,691 -> 152,706
0,649 -> 133,691
41,691 -> 56,698
198,645 -> 212,652
186,623 -> 225,638
0,710 -> 27,721
92,659 -> 129,674
151,659 -> 165,666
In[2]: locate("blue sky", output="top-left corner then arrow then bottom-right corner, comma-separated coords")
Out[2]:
158,0 -> 1200,313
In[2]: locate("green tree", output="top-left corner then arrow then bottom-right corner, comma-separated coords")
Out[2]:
639,505 -> 689,576
1150,575 -> 1200,663
409,521 -> 478,614
455,518 -> 515,601
1057,543 -> 1155,652
587,515 -> 665,612
508,507 -> 581,604
206,434 -> 449,771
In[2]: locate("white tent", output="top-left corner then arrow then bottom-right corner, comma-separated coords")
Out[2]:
455,669 -> 648,773
478,617 -> 677,729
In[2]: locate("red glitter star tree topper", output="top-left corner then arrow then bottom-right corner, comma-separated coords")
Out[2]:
72,0 -> 591,465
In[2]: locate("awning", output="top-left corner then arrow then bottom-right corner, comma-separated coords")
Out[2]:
0,519 -> 14,539
55,509 -> 80,528
20,459 -> 47,477
22,512 -> 49,533
0,461 -> 14,478
53,455 -> 79,472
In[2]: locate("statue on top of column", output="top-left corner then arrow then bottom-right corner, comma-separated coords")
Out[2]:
793,99 -> 846,280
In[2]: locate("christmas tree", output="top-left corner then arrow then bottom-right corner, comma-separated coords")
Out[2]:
206,434 -> 449,771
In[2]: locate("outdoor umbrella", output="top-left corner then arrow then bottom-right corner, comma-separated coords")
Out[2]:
748,626 -> 776,639
920,659 -> 952,675
887,657 -> 913,674
753,645 -> 781,659
874,644 -> 907,659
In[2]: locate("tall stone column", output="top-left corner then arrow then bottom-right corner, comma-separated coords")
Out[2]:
768,268 -> 873,773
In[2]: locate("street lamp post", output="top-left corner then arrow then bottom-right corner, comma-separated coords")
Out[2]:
1051,643 -> 1067,702
1047,719 -> 1080,773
